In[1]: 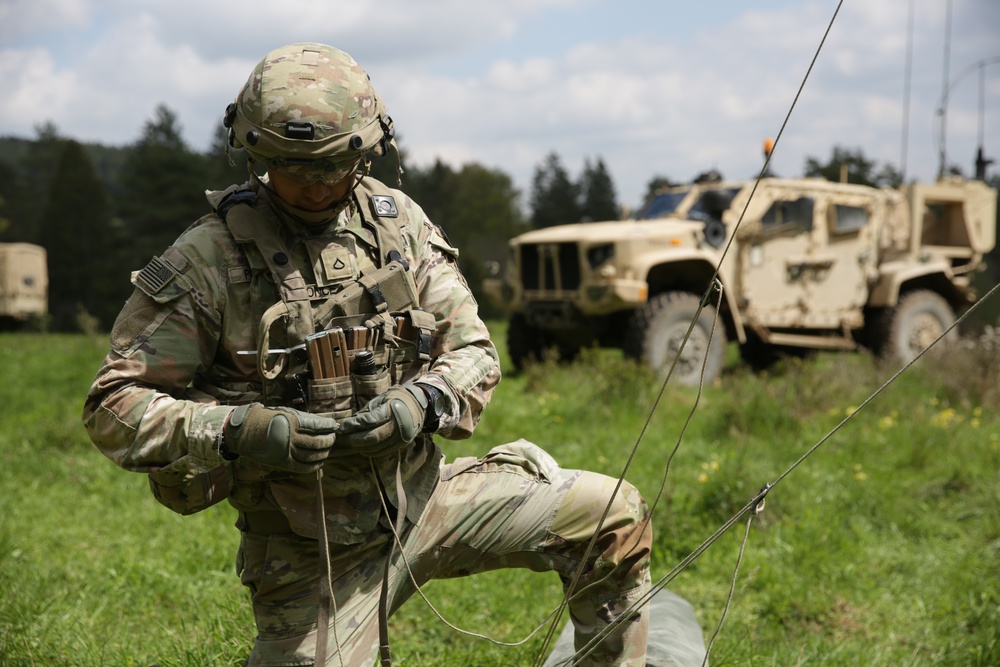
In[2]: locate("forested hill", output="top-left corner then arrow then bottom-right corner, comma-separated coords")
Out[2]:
1,105 -> 996,332
0,105 -> 629,331
0,136 -> 130,199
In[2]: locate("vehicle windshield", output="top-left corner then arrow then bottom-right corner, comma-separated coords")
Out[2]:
636,190 -> 689,220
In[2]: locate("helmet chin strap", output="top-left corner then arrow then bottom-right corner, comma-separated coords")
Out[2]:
249,159 -> 368,226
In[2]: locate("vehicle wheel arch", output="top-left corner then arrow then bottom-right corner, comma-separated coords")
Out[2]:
868,265 -> 966,311
643,258 -> 745,344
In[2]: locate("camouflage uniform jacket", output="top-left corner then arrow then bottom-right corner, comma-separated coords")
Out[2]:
83,177 -> 501,544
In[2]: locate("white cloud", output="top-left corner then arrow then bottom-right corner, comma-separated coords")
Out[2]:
0,48 -> 79,132
0,0 -> 995,207
0,0 -> 92,41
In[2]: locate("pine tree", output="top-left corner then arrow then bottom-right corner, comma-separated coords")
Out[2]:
0,167 -> 16,239
403,159 -> 456,232
804,146 -> 900,188
3,123 -> 64,244
579,157 -> 618,222
117,105 -> 213,266
448,163 -> 527,317
530,153 -> 580,229
38,140 -> 125,330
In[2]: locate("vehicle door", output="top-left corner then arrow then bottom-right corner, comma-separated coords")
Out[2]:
737,194 -> 817,329
804,193 -> 878,328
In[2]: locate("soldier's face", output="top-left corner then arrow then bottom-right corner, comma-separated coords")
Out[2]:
267,168 -> 356,212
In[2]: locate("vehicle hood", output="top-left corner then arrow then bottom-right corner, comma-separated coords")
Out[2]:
511,218 -> 705,245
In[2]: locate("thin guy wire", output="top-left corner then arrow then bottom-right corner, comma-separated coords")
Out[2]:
532,281 -> 724,666
551,297 -> 726,666
533,2 -> 850,662
315,468 -> 346,667
540,1 -> 847,663
701,512 -> 755,666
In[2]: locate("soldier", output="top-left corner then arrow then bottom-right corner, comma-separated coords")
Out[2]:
83,42 -> 651,666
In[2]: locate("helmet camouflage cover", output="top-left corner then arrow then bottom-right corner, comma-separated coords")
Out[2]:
226,43 -> 394,167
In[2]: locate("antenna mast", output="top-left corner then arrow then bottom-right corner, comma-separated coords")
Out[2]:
899,0 -> 914,183
936,0 -> 953,179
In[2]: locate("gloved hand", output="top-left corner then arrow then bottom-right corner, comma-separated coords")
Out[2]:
337,384 -> 429,458
222,403 -> 338,473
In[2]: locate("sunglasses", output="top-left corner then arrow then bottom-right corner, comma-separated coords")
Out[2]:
268,158 -> 363,187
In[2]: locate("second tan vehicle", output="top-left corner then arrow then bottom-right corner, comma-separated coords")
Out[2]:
485,176 -> 997,384
0,242 -> 48,329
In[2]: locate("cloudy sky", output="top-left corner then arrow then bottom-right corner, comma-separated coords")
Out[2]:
1,0 -> 997,208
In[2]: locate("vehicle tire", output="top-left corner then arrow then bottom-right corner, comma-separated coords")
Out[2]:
876,289 -> 957,363
625,291 -> 727,386
506,313 -> 578,371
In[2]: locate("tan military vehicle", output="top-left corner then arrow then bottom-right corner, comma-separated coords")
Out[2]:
484,176 -> 997,385
0,243 -> 48,328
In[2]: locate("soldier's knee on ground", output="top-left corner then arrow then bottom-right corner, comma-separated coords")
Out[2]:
551,472 -> 652,587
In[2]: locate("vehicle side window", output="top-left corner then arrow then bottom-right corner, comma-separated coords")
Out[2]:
761,197 -> 814,234
830,204 -> 868,234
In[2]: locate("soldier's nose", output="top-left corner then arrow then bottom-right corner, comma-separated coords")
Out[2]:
302,181 -> 332,201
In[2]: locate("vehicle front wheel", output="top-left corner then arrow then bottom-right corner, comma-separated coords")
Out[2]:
624,291 -> 727,386
874,289 -> 957,363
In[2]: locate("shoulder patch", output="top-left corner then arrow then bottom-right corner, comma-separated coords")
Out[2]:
370,195 -> 398,218
135,256 -> 177,294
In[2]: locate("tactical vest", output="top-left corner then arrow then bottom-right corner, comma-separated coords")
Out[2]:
220,182 -> 435,411
149,180 -> 442,543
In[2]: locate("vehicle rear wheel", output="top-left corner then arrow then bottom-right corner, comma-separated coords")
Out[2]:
876,289 -> 957,363
625,291 -> 727,385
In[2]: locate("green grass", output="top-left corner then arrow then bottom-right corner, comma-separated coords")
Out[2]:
1,328 -> 998,666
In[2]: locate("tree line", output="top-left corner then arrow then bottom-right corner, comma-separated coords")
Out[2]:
0,103 -> 995,331
0,105 -> 624,330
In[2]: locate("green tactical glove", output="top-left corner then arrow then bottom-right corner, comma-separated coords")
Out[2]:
222,403 -> 339,473
337,384 -> 435,458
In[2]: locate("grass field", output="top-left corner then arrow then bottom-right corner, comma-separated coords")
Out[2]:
0,326 -> 998,666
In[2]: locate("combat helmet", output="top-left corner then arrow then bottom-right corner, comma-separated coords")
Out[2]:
224,43 -> 398,217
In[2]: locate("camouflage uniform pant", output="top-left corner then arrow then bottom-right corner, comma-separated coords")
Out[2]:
239,440 -> 652,666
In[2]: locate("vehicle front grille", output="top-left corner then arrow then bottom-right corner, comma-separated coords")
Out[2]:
519,243 -> 580,292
